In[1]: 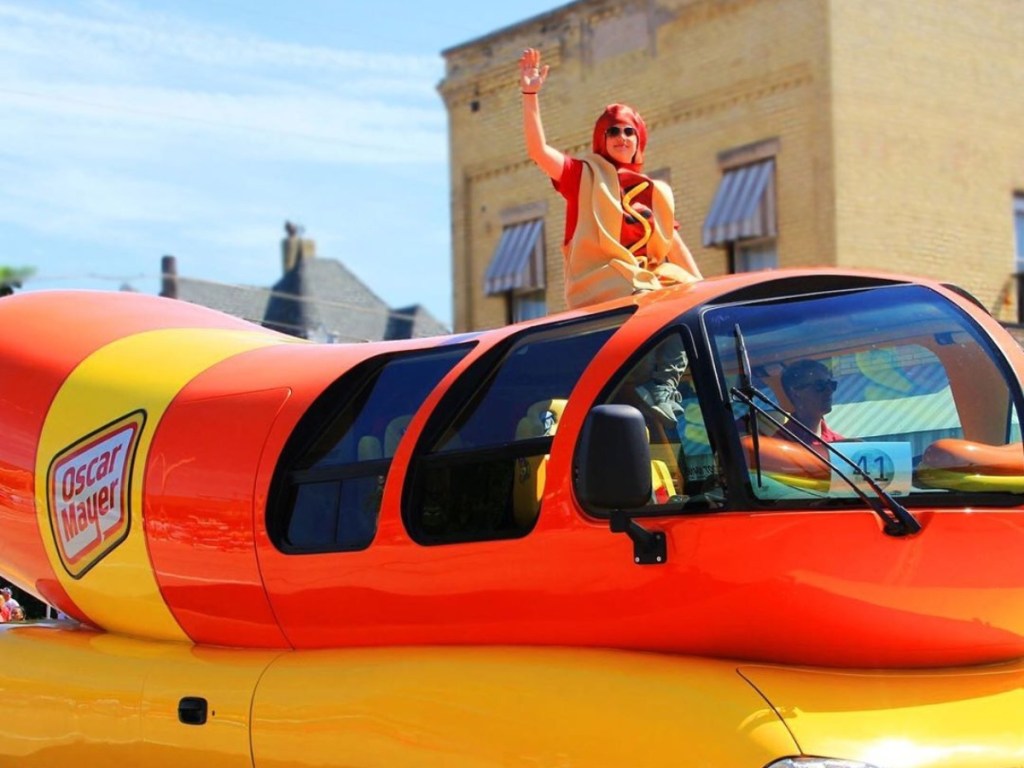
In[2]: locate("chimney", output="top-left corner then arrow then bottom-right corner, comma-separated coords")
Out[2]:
282,221 -> 316,274
160,255 -> 178,299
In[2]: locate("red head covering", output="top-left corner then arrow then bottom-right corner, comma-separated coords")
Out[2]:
591,103 -> 647,172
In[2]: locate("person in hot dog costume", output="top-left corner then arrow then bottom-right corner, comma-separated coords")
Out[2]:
519,48 -> 702,423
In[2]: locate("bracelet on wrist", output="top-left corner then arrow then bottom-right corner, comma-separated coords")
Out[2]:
521,90 -> 538,95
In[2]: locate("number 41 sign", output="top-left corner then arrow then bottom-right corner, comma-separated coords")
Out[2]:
829,441 -> 913,497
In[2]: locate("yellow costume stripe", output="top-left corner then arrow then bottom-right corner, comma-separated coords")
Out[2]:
622,181 -> 652,256
36,328 -> 287,641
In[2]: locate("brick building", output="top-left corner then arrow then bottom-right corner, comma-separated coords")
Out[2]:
439,0 -> 1024,333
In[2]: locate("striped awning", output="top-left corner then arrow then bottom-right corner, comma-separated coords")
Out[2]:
484,219 -> 545,295
702,159 -> 777,247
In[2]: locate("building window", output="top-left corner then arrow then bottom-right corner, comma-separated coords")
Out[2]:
1015,194 -> 1024,324
1015,194 -> 1024,273
703,139 -> 779,273
734,238 -> 778,273
483,210 -> 547,324
513,290 -> 547,322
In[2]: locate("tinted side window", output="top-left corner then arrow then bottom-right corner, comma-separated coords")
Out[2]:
599,332 -> 725,509
271,345 -> 470,552
407,315 -> 625,544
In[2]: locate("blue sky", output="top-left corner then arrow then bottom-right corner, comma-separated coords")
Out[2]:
0,1 -> 565,328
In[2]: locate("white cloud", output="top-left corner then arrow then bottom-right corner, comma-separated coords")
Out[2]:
0,0 -> 459,324
0,84 -> 444,165
0,0 -> 447,167
0,2 -> 441,82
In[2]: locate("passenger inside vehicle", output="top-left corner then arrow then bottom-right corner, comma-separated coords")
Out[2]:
608,336 -> 688,500
778,359 -> 845,447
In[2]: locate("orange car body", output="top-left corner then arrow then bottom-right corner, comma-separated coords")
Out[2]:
1,270 -> 1024,765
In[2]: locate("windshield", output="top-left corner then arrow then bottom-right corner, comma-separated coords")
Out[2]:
703,284 -> 1024,503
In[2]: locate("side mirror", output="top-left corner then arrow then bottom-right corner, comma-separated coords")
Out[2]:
575,405 -> 652,509
575,405 -> 666,565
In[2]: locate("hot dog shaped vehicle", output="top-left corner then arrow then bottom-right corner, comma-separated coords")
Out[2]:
0,270 -> 1022,766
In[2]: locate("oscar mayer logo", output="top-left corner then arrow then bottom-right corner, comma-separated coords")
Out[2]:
47,411 -> 145,578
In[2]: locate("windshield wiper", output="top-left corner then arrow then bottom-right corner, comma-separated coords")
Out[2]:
730,324 -> 922,538
733,323 -> 763,486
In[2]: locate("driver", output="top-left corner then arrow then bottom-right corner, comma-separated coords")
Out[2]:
779,359 -> 845,445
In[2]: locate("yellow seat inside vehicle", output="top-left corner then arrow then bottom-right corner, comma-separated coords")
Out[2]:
357,435 -> 383,461
513,400 -> 679,528
513,399 -> 567,528
649,458 -> 677,503
383,414 -> 413,457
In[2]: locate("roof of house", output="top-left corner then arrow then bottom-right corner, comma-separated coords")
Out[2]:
171,257 -> 448,342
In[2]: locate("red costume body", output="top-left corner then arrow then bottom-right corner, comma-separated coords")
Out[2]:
554,156 -> 678,262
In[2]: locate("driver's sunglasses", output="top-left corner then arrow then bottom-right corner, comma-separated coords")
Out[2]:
605,125 -> 637,138
795,379 -> 838,393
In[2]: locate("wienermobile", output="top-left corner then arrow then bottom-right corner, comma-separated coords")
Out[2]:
1,269 -> 1023,767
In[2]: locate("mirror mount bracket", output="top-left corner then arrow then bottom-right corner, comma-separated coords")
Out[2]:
610,511 -> 667,565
